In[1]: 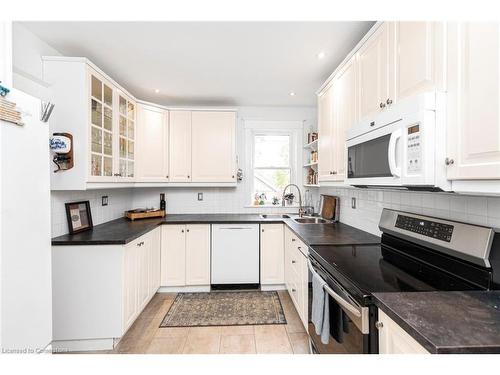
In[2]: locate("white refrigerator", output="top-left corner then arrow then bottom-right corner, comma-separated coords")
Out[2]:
0,88 -> 52,352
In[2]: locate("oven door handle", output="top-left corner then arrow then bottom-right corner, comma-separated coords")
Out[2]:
307,260 -> 361,318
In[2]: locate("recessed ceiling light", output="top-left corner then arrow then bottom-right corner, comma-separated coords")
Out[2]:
154,89 -> 160,93
317,51 -> 326,59
289,92 -> 296,96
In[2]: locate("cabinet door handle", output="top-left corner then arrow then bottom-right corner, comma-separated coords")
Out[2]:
232,175 -> 235,178
262,229 -> 264,232
187,175 -> 190,179
445,157 -> 455,166
291,260 -> 296,264
291,238 -> 296,242
386,98 -> 393,106
186,229 -> 190,233
379,102 -> 386,109
292,288 -> 296,292
166,175 -> 169,179
375,321 -> 383,329
181,229 -> 184,233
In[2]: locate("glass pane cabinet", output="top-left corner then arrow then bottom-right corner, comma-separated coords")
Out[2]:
90,73 -> 114,178
118,95 -> 135,178
89,70 -> 135,181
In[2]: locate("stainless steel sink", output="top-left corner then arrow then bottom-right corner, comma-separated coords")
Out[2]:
292,217 -> 331,224
259,214 -> 290,219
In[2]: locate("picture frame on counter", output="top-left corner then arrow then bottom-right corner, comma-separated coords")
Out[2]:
65,200 -> 93,234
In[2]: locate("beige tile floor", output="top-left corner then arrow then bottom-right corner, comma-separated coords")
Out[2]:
83,290 -> 310,354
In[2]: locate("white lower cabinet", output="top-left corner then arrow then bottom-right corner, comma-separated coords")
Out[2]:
160,224 -> 211,287
185,225 -> 211,285
122,228 -> 161,333
284,226 -> 309,330
260,224 -> 285,285
52,227 -> 161,351
377,310 -> 429,354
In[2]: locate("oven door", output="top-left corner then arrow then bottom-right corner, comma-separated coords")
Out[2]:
307,257 -> 370,354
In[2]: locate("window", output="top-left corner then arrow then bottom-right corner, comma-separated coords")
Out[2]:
245,120 -> 301,206
252,134 -> 291,205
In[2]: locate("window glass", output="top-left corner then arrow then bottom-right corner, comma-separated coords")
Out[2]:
252,134 -> 291,205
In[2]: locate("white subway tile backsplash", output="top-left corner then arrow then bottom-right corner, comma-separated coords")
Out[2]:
466,196 -> 488,216
319,186 -> 500,236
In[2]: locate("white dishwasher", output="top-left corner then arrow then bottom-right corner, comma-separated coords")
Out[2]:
211,224 -> 260,286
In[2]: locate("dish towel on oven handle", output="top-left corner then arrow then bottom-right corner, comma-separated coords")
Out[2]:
311,269 -> 330,345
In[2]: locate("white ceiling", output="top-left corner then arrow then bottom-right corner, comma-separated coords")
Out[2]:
20,21 -> 374,107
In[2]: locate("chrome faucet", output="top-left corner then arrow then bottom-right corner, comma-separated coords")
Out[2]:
282,184 -> 305,217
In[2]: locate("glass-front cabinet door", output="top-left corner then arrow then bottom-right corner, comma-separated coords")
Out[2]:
89,72 -> 114,180
118,94 -> 136,179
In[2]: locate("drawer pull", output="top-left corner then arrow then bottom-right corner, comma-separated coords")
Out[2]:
291,260 -> 296,264
292,288 -> 296,292
291,238 -> 296,242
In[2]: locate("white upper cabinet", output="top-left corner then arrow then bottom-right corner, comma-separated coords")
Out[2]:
333,55 -> 358,181
357,22 -> 395,121
260,224 -> 285,285
446,22 -> 500,180
169,110 -> 193,182
191,111 -> 236,183
43,57 -> 138,190
89,71 -> 115,181
395,22 -> 443,101
136,104 -> 169,182
318,84 -> 336,181
43,57 -> 237,189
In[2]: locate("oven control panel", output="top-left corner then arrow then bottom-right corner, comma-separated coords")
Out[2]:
407,124 -> 422,173
395,214 -> 454,242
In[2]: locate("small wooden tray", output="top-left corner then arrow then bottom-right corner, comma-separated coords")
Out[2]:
125,209 -> 166,221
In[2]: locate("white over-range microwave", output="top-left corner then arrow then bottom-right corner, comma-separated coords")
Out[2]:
346,92 -> 451,191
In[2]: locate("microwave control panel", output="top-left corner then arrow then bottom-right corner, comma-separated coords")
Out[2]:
407,124 -> 421,173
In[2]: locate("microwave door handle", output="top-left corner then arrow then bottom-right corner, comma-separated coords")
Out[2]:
388,129 -> 402,178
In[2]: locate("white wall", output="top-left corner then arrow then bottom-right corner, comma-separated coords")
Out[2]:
51,106 -> 318,237
12,23 -> 61,99
319,186 -> 500,236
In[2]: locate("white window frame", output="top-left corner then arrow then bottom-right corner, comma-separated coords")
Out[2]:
244,120 -> 303,207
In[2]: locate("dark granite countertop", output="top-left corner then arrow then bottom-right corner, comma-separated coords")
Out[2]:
373,291 -> 500,354
51,213 -> 380,247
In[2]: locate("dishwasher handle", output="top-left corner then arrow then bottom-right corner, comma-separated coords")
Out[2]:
219,227 -> 254,230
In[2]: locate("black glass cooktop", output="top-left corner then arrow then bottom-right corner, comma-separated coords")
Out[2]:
309,240 -> 480,304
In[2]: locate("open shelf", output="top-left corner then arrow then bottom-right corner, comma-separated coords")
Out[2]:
303,139 -> 318,149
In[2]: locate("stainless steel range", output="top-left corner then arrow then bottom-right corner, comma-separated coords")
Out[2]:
307,208 -> 500,354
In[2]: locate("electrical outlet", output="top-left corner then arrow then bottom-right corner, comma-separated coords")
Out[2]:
197,192 -> 203,201
351,197 -> 356,209
102,196 -> 108,206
